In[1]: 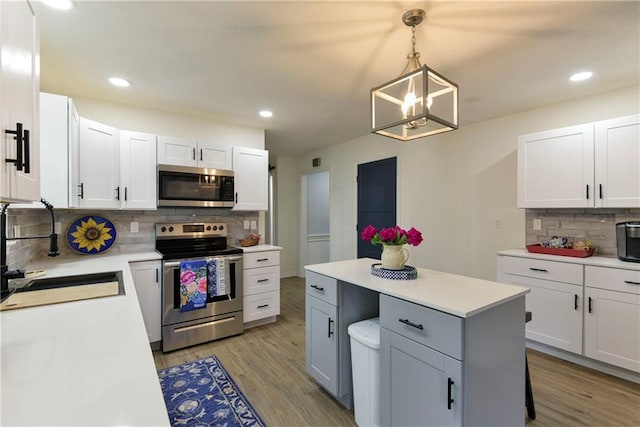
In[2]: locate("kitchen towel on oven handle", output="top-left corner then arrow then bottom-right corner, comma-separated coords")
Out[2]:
207,257 -> 230,298
179,259 -> 208,312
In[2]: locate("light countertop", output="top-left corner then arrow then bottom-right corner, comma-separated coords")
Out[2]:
0,251 -> 169,426
498,249 -> 640,271
237,244 -> 282,253
305,258 -> 529,318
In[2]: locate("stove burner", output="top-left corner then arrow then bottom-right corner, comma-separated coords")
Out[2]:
155,222 -> 243,259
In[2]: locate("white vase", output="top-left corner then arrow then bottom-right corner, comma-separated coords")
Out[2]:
381,244 -> 409,270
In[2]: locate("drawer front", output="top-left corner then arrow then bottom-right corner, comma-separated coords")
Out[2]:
305,270 -> 337,305
244,265 -> 280,295
244,251 -> 280,269
244,291 -> 280,322
500,256 -> 583,285
380,294 -> 463,360
585,265 -> 640,295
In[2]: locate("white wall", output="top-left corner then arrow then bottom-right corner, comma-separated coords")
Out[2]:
72,96 -> 265,149
273,154 -> 299,277
279,85 -> 639,280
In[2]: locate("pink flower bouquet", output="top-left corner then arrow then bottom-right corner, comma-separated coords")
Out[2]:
361,224 -> 423,246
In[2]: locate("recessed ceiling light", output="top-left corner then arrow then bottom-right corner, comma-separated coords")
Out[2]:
259,110 -> 273,118
40,0 -> 75,10
109,77 -> 131,88
569,71 -> 593,82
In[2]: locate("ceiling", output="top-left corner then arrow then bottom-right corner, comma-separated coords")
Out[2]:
39,1 -> 640,156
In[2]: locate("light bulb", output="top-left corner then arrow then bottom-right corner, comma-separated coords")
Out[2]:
426,95 -> 433,109
402,92 -> 417,117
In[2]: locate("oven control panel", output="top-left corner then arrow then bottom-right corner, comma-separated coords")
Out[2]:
156,222 -> 228,238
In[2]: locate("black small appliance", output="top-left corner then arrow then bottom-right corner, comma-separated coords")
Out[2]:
616,221 -> 640,263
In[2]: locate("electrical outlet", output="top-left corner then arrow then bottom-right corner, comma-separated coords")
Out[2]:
131,222 -> 139,233
251,220 -> 257,229
13,225 -> 20,238
533,219 -> 542,231
494,219 -> 502,229
55,222 -> 62,234
244,220 -> 250,230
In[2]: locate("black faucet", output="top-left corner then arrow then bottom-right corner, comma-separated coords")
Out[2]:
1,198 -> 59,302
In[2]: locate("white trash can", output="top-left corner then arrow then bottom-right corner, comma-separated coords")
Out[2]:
348,318 -> 380,427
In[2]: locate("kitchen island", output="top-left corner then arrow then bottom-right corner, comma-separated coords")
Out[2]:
0,252 -> 170,426
305,258 -> 530,427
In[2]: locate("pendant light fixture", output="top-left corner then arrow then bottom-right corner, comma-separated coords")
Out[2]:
371,9 -> 458,141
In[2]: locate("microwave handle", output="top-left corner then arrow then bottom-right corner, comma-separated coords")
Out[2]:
164,256 -> 243,269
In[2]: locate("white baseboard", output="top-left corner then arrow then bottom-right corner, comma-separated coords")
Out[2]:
280,270 -> 300,278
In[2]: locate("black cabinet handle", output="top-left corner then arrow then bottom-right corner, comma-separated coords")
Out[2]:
192,147 -> 196,160
155,268 -> 159,283
574,294 -> 578,310
529,267 -> 548,273
23,129 -> 30,173
5,122 -> 23,171
599,183 -> 603,200
398,318 -> 424,330
624,280 -> 640,285
310,284 -> 325,292
124,187 -> 128,201
328,318 -> 334,338
235,192 -> 238,203
447,378 -> 455,410
200,148 -> 203,161
586,184 -> 590,200
257,278 -> 269,283
115,186 -> 120,201
78,183 -> 84,199
257,258 -> 269,262
257,304 -> 270,309
588,296 -> 593,313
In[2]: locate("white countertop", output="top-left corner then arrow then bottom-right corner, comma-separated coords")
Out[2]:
237,244 -> 282,253
305,258 -> 529,318
0,251 -> 170,426
497,248 -> 640,271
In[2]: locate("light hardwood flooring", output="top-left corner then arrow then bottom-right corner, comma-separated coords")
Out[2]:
153,277 -> 640,427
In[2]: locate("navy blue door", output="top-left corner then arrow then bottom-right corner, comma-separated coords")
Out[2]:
357,157 -> 397,259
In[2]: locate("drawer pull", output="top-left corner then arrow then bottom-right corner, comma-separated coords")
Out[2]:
529,267 -> 548,273
398,318 -> 424,330
257,258 -> 269,262
574,294 -> 578,311
624,280 -> 640,286
257,279 -> 269,283
588,296 -> 593,313
447,378 -> 455,410
310,284 -> 325,292
328,318 -> 334,338
257,304 -> 269,309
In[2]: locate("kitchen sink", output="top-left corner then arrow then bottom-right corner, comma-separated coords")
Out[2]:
0,271 -> 125,311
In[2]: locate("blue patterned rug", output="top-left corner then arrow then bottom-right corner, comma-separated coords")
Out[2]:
158,356 -> 266,427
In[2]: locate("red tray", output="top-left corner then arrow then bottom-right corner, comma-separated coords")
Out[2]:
526,244 -> 594,258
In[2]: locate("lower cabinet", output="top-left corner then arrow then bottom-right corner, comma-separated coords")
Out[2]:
130,260 -> 162,344
306,295 -> 338,395
243,249 -> 281,325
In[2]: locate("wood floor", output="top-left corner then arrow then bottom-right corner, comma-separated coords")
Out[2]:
153,277 -> 640,427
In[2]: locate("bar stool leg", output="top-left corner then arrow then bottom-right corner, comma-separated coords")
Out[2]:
525,354 -> 536,420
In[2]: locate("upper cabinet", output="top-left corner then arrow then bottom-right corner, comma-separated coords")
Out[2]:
0,0 -> 40,202
518,114 -> 640,208
120,130 -> 157,210
157,136 -> 231,170
232,146 -> 268,211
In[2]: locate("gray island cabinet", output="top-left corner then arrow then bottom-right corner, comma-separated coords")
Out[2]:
305,258 -> 530,427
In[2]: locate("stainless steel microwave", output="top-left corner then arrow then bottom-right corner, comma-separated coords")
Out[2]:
157,164 -> 234,208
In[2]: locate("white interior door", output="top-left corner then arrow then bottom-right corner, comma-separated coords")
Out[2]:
300,171 -> 330,274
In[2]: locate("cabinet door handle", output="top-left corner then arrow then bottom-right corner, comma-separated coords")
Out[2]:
5,122 -> 23,171
235,192 -> 238,203
588,296 -> 593,313
200,148 -> 203,161
78,183 -> 84,199
529,267 -> 548,273
22,129 -> 30,173
257,304 -> 269,309
398,318 -> 424,330
124,186 -> 128,201
574,294 -> 578,310
447,378 -> 455,410
599,183 -> 603,200
327,318 -> 334,338
155,268 -> 159,284
624,280 -> 640,285
586,184 -> 590,200
115,186 -> 120,200
192,147 -> 196,160
257,278 -> 269,283
310,284 -> 325,292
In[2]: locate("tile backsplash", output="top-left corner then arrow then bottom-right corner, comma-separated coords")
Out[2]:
525,208 -> 640,257
4,207 -> 259,270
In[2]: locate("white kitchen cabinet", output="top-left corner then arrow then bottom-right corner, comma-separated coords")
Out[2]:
517,123 -> 594,208
76,118 -> 120,209
0,0 -> 40,202
119,130 -> 157,210
518,114 -> 640,209
130,260 -> 162,344
157,135 -> 231,170
584,265 -> 640,373
243,248 -> 281,325
594,114 -> 640,208
232,146 -> 268,211
497,256 -> 583,354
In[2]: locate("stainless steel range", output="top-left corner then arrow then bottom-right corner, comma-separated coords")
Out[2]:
155,222 -> 244,352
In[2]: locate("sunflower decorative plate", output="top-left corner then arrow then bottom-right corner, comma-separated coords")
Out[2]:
66,216 -> 117,255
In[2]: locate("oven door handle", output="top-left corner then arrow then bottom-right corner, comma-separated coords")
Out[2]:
163,256 -> 243,269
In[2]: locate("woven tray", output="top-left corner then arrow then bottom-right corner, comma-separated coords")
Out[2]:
371,263 -> 418,280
